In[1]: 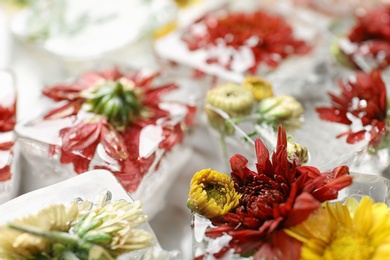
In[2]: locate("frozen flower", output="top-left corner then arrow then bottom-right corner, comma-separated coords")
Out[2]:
257,95 -> 304,131
188,168 -> 241,219
334,5 -> 390,71
0,102 -> 16,132
82,77 -> 142,130
53,117 -> 128,174
0,202 -> 79,259
42,68 -> 179,129
205,83 -> 254,134
182,10 -> 311,74
1,191 -> 153,259
42,67 -> 196,192
243,76 -> 274,102
202,126 -> 352,259
72,197 -> 152,257
286,196 -> 390,259
316,70 -> 387,147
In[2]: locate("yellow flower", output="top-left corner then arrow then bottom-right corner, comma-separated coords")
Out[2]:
188,168 -> 241,219
174,0 -> 201,8
286,196 -> 390,260
243,76 -> 274,101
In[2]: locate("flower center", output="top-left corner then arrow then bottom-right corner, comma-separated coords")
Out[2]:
323,227 -> 374,260
205,183 -> 227,206
85,78 -> 142,130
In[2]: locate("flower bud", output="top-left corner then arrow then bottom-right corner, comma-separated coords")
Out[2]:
243,76 -> 274,101
257,95 -> 304,131
188,169 -> 241,219
205,83 -> 254,134
287,140 -> 309,165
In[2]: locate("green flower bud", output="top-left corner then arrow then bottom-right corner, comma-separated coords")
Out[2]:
257,95 -> 304,131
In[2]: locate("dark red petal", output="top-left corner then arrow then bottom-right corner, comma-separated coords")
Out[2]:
258,217 -> 284,235
344,130 -> 366,144
296,166 -> 321,179
43,99 -> 84,120
43,84 -> 85,101
60,138 -> 99,174
255,138 -> 270,173
254,230 -> 302,260
230,154 -> 250,183
316,107 -> 352,124
100,124 -> 128,160
0,105 -> 16,132
312,175 -> 353,201
159,123 -> 184,151
60,121 -> 102,151
126,70 -> 159,89
332,165 -> 350,178
284,192 -> 320,227
142,83 -> 179,106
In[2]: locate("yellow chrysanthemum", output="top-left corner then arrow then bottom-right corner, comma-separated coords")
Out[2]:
188,168 -> 241,219
286,196 -> 390,260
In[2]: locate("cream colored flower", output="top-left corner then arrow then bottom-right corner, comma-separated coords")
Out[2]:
205,83 -> 254,134
257,95 -> 304,131
0,202 -> 79,259
287,139 -> 309,164
73,199 -> 153,257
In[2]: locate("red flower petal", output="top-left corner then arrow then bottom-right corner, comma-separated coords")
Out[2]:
159,123 -> 184,151
284,192 -> 320,227
60,120 -> 102,151
315,107 -> 352,124
0,141 -> 14,151
0,105 -> 16,132
0,164 -> 11,182
43,99 -> 84,120
254,229 -> 302,260
100,123 -> 128,161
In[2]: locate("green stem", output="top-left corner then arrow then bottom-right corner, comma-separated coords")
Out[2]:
229,113 -> 263,124
8,223 -> 80,246
219,129 -> 229,169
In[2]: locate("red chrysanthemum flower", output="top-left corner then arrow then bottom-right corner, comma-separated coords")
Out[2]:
338,5 -> 390,70
316,70 -> 387,147
182,10 -> 311,74
204,126 -> 352,259
44,67 -> 196,192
